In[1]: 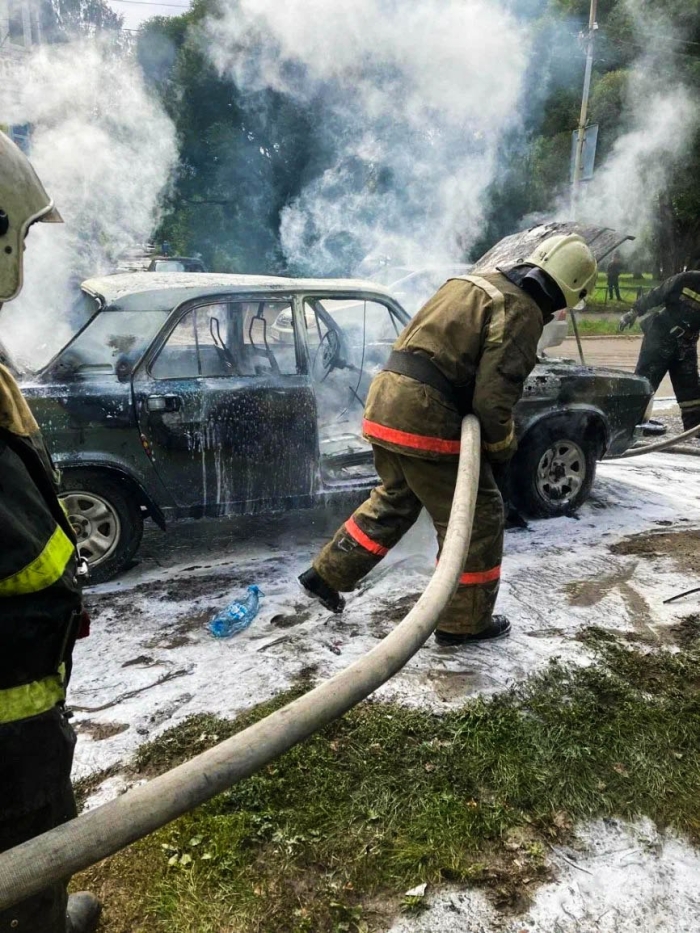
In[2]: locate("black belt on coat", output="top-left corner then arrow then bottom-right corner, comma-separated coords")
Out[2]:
383,350 -> 459,408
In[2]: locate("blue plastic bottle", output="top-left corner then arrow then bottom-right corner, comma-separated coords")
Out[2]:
208,585 -> 263,639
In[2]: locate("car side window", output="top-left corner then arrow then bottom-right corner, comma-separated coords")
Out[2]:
303,297 -> 401,372
150,303 -> 232,379
237,300 -> 299,376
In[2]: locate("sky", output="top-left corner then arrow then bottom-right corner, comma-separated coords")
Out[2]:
107,0 -> 191,32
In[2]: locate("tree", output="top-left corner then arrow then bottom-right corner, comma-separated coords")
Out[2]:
138,0 -> 320,272
42,0 -> 123,41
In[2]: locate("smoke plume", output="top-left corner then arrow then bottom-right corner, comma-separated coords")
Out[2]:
569,1 -> 699,241
575,73 -> 697,237
203,0 -> 531,276
0,40 -> 177,370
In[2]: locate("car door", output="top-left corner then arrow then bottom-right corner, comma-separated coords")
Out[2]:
301,293 -> 404,485
132,296 -> 318,516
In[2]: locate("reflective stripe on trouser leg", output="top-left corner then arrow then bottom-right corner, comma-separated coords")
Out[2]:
668,331 -> 700,430
398,454 -> 504,635
313,446 -> 423,592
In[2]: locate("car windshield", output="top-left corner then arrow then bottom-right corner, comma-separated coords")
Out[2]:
46,309 -> 169,379
1,288 -> 101,375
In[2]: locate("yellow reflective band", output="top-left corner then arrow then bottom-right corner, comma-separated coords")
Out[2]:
0,666 -> 65,725
679,398 -> 700,409
483,422 -> 515,453
0,525 -> 74,596
682,288 -> 700,304
453,275 -> 506,345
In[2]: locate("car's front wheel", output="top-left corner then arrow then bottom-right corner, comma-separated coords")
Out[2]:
59,471 -> 144,584
511,420 -> 601,518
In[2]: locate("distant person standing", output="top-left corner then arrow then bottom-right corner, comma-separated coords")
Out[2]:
607,253 -> 622,302
620,271 -> 700,431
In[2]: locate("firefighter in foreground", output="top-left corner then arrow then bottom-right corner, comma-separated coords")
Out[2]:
300,235 -> 598,644
620,270 -> 700,432
0,132 -> 101,932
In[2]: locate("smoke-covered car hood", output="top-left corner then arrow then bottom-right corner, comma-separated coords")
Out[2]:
472,221 -> 633,272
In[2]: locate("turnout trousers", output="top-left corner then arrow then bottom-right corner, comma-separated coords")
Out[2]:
314,444 -> 504,635
0,708 -> 78,933
636,316 -> 700,430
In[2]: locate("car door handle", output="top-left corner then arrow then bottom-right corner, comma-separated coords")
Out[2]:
147,394 -> 182,413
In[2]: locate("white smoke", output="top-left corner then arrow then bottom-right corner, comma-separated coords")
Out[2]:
203,0 -> 531,276
0,40 -> 177,369
570,0 -> 698,241
575,72 -> 697,237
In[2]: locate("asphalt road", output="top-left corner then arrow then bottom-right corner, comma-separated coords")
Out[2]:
558,335 -> 674,398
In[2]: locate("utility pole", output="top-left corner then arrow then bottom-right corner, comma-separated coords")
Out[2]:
571,0 -> 598,218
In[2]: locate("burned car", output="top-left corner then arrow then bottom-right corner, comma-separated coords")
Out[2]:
15,264 -> 651,583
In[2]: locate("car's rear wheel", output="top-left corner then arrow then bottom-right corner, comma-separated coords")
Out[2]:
59,471 -> 144,584
511,421 -> 600,518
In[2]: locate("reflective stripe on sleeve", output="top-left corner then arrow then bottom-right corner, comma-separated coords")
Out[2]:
345,518 -> 389,557
459,565 -> 501,585
455,275 -> 506,345
0,525 -> 75,596
483,422 -> 515,454
678,398 -> 700,410
682,288 -> 700,305
363,418 -> 461,455
0,667 -> 65,725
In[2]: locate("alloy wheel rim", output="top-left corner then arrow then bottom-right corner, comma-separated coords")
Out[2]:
60,491 -> 121,566
535,440 -> 586,506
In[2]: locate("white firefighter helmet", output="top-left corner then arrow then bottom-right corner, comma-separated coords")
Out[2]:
526,233 -> 597,309
0,130 -> 62,302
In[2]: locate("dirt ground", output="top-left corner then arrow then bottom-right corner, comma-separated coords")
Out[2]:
558,335 -> 674,397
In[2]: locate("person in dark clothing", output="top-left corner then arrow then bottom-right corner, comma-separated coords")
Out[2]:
607,253 -> 622,301
0,132 -> 101,933
620,271 -> 700,431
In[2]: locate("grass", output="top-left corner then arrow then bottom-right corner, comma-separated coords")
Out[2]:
568,317 -> 642,336
77,633 -> 700,933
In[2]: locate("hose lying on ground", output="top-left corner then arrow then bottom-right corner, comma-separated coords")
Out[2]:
613,421 -> 700,459
0,416 -> 482,912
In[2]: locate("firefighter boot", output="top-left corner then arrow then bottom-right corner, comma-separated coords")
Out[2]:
434,615 -> 511,647
67,892 -> 102,933
299,567 -> 346,614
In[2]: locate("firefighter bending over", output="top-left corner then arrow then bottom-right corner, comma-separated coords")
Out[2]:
300,235 -> 597,645
620,271 -> 700,432
0,133 -> 101,932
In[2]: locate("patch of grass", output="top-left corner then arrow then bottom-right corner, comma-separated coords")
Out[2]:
76,640 -> 700,933
568,316 -> 642,336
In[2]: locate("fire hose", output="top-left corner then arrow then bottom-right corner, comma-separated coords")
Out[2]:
0,417 -> 482,911
615,421 -> 700,459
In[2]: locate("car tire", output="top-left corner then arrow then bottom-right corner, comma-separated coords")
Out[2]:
511,420 -> 600,518
59,471 -> 144,584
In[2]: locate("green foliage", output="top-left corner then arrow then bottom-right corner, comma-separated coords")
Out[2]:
44,0 -> 123,40
136,0 -> 320,273
80,635 -> 700,933
134,0 -> 700,273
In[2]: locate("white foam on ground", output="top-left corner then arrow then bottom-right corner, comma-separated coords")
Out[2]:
68,451 -> 700,930
388,819 -> 700,933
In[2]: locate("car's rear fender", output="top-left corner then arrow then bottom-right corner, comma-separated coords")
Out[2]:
57,458 -> 168,530
517,406 -> 609,459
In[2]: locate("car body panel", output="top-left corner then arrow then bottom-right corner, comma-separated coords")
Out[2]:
471,221 -> 634,271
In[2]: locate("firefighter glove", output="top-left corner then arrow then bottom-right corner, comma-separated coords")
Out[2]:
619,310 -> 637,332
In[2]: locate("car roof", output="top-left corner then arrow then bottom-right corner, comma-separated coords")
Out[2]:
81,272 -> 398,312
